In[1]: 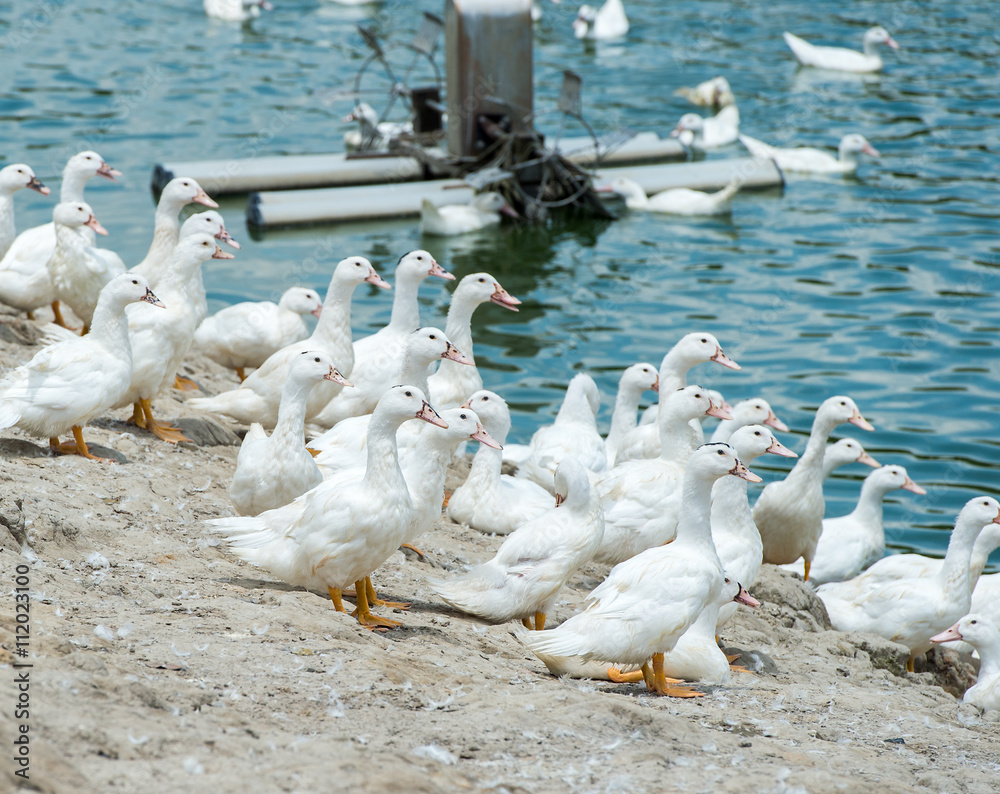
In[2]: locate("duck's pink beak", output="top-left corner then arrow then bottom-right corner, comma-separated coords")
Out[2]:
324,366 -> 352,387
499,203 -> 519,219
311,306 -> 323,319
862,142 -> 881,157
711,347 -> 741,370
902,476 -> 926,495
365,269 -> 391,289
416,400 -> 447,428
885,36 -> 900,50
142,288 -> 165,308
730,460 -> 762,483
85,214 -> 108,236
470,423 -> 501,450
993,508 -> 1000,525
930,623 -> 962,644
849,409 -> 874,431
764,410 -> 788,432
490,283 -> 521,312
429,260 -> 454,280
97,161 -> 122,180
216,226 -> 241,249
28,176 -> 50,195
442,342 -> 473,366
554,492 -> 565,507
459,398 -> 473,410
734,584 -> 761,608
766,438 -> 798,458
857,450 -> 881,468
595,184 -> 615,194
193,188 -> 218,208
650,376 -> 659,394
706,400 -> 733,421
212,244 -> 235,260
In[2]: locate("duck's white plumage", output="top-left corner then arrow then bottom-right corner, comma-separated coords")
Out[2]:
615,332 -> 740,463
0,273 -> 160,440
783,26 -> 899,73
426,272 -> 522,410
603,362 -> 659,467
817,497 -> 1000,665
518,373 -> 607,490
594,386 -> 730,565
229,351 -> 348,517
674,76 -> 735,109
46,202 -> 122,329
713,425 -> 797,630
753,395 -> 874,578
434,457 -> 604,625
446,390 -> 554,535
420,193 -> 515,236
195,286 -> 321,379
314,250 -> 452,426
0,164 -> 49,261
783,465 -> 926,586
175,210 -> 241,329
520,444 -> 759,674
931,614 -> 1000,714
187,256 -> 387,427
204,0 -> 273,22
739,133 -> 880,175
710,397 -> 788,443
601,176 -> 740,216
671,106 -> 740,150
572,0 -> 628,40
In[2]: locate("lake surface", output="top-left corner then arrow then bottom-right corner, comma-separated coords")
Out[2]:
2,0 -> 998,565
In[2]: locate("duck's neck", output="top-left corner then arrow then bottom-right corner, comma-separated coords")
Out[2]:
969,531 -> 998,586
311,276 -> 359,369
388,269 -> 425,333
270,377 -> 314,451
53,222 -> 90,265
444,294 -> 479,365
606,383 -> 644,453
407,436 -> 458,510
623,189 -> 649,210
674,470 -> 721,559
976,635 -> 1000,682
838,142 -> 861,168
89,298 -> 133,364
711,465 -> 753,533
791,414 -> 838,485
656,406 -> 698,463
0,189 -> 18,257
657,349 -> 690,396
362,411 -> 409,495
398,352 -> 434,395
464,444 -> 503,493
862,38 -> 882,59
936,515 -> 983,601
555,385 -> 596,428
60,169 -> 91,203
846,479 -> 889,539
140,198 -> 186,270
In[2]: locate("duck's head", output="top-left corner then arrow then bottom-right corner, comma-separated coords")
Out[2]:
396,249 -> 453,281
670,332 -> 741,372
671,113 -> 706,137
931,614 -> 994,649
280,287 -> 323,318
573,5 -> 597,38
564,373 -> 602,419
378,385 -> 447,428
669,385 -> 733,423
432,407 -> 501,450
343,102 -> 380,127
66,150 -> 121,181
721,575 -> 761,608
161,176 -> 218,209
460,390 -> 510,443
596,177 -> 645,202
819,395 -> 873,431
691,442 -> 762,483
472,192 -> 518,218
180,210 -> 241,249
840,134 -> 880,159
407,327 -> 472,367
52,201 -> 107,235
173,232 -> 235,268
290,350 -> 351,387
455,272 -> 521,312
730,397 -> 787,432
332,256 -> 390,290
620,362 -> 659,395
824,437 -> 880,471
104,272 -> 164,310
864,26 -> 899,50
958,496 -> 1000,533
553,457 -> 591,509
728,424 -> 797,462
0,164 -> 49,195
868,465 -> 925,495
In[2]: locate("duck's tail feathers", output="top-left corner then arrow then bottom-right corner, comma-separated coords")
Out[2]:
737,134 -> 775,160
713,178 -> 742,205
0,400 -> 22,430
39,323 -> 79,346
187,390 -> 268,425
512,627 -> 622,680
517,621 -> 592,660
430,564 -> 518,622
205,513 -> 288,568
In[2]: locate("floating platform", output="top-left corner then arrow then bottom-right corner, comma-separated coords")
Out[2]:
245,157 -> 784,229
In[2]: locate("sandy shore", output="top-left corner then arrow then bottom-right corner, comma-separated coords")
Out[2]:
1,308 -> 998,794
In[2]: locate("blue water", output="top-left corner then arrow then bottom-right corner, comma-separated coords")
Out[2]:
2,0 -> 998,565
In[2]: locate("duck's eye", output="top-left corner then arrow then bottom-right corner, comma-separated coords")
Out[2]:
459,413 -> 467,420
724,577 -> 731,584
132,279 -> 138,285
971,620 -> 977,625
717,450 -> 725,456
695,393 -> 702,399
183,181 -> 190,186
840,401 -> 847,406
754,431 -> 761,436
700,338 -> 708,343
405,391 -> 413,397
416,255 -> 423,261
86,155 -> 93,160
478,277 -> 486,283
314,357 -> 320,363
429,335 -> 436,340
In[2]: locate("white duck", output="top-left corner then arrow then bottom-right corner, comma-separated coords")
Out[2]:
753,395 -> 874,580
1,152 -> 119,324
0,164 -> 49,259
175,210 -> 241,330
520,444 -> 761,697
434,457 -> 603,630
517,373 -> 607,490
204,0 -> 273,21
115,234 -> 234,443
447,390 -> 556,536
785,465 -> 926,586
931,615 -> 1000,714
599,176 -> 740,216
818,496 -> 1000,672
970,574 -> 1000,638
0,273 -> 162,461
46,202 -> 123,332
342,103 -> 413,152
671,106 -> 741,150
229,351 -> 350,517
713,426 -> 797,630
207,385 -> 447,630
309,327 -> 471,471
616,332 -> 740,461
130,177 -> 218,286
420,193 -> 518,237
195,287 -> 322,382
710,397 -> 788,443
573,0 -> 628,40
603,362 -> 659,467
187,256 -> 388,427
739,133 -> 880,175
784,26 -> 899,73
314,250 -> 453,426
594,386 -> 732,566
399,407 -> 500,544
674,76 -> 736,109
426,272 -> 521,409
822,436 -> 880,478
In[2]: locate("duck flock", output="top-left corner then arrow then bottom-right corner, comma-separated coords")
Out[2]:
1,10 -> 997,717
